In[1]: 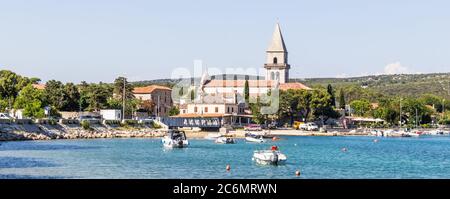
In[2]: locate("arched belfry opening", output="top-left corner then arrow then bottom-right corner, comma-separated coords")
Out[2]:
273,57 -> 278,64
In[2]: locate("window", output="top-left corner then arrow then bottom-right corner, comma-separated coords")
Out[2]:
194,107 -> 198,112
271,72 -> 275,80
215,107 -> 219,113
231,107 -> 234,112
273,57 -> 278,64
276,72 -> 280,80
205,107 -> 208,113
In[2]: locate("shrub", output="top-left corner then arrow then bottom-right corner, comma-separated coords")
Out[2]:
124,120 -> 138,126
151,121 -> 161,129
81,120 -> 91,130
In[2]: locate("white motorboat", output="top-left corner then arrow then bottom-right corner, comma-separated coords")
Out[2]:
215,136 -> 236,144
245,133 -> 265,143
252,146 -> 287,165
204,133 -> 221,140
162,130 -> 189,148
401,132 -> 420,137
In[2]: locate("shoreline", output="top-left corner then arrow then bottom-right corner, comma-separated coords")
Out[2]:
1,123 -> 372,141
3,124 -> 447,142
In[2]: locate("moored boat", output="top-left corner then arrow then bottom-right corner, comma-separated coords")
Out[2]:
245,133 -> 265,143
204,133 -> 221,140
215,136 -> 236,144
252,146 -> 287,165
161,129 -> 189,148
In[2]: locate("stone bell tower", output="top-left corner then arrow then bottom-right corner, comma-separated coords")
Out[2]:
264,23 -> 290,83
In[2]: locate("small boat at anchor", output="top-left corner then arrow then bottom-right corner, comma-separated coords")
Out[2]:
215,136 -> 236,144
245,133 -> 265,143
252,146 -> 287,165
161,129 -> 189,148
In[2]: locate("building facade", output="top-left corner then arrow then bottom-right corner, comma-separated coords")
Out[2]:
133,85 -> 172,116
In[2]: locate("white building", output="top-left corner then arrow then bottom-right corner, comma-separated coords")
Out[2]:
100,109 -> 122,120
199,22 -> 311,99
175,23 -> 312,125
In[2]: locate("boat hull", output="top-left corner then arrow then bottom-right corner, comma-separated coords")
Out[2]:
215,137 -> 236,144
162,137 -> 189,148
245,137 -> 265,143
252,150 -> 287,165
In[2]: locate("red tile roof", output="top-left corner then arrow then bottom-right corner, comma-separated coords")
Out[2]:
204,80 -> 311,90
32,84 -> 46,90
204,80 -> 274,88
279,82 -> 312,90
133,85 -> 171,94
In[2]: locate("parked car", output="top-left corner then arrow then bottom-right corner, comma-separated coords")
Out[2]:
244,124 -> 263,131
0,113 -> 13,119
300,122 -> 319,131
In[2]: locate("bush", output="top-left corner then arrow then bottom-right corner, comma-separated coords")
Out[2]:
81,120 -> 91,130
49,119 -> 58,125
151,121 -> 161,129
421,124 -> 432,128
124,120 -> 138,126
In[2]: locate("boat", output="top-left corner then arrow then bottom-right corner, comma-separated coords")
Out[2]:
215,136 -> 236,144
204,133 -> 221,140
401,132 -> 420,137
245,133 -> 265,143
161,129 -> 189,148
252,146 -> 287,165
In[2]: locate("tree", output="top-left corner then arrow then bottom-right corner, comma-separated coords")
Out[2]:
62,83 -> 80,111
244,80 -> 250,103
277,90 -> 298,125
13,84 -> 45,118
419,94 -> 444,112
350,99 -> 372,116
113,77 -> 134,100
311,88 -> 339,125
83,83 -> 113,111
139,100 -> 155,115
327,84 -> 336,107
249,97 -> 267,124
190,89 -> 195,101
168,106 -> 180,116
338,88 -> 346,109
0,70 -> 23,108
44,80 -> 66,110
296,90 -> 313,121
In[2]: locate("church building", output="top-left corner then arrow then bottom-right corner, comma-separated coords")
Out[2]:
176,23 -> 311,124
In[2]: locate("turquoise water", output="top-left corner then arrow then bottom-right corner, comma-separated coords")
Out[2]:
1,136 -> 450,179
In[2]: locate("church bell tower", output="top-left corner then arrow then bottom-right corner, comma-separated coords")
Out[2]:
264,23 -> 290,83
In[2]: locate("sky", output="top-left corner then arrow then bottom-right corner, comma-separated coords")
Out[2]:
1,0 -> 450,83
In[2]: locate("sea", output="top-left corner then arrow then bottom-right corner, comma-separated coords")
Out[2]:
1,136 -> 450,179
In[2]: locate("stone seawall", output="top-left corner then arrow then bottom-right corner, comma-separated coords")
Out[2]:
0,123 -> 165,141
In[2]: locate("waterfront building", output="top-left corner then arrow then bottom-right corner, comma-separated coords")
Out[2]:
174,23 -> 311,126
199,23 -> 311,99
132,85 -> 173,116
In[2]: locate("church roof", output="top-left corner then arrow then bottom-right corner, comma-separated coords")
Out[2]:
203,80 -> 312,90
267,23 -> 287,52
204,80 -> 274,88
279,82 -> 312,90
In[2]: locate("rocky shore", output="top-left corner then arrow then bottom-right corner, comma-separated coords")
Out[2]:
0,123 -> 165,141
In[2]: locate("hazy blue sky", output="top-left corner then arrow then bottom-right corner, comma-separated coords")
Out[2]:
1,0 -> 450,83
